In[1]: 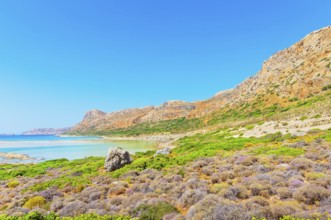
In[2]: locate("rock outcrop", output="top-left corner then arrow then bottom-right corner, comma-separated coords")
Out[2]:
104,147 -> 132,171
71,101 -> 196,133
70,26 -> 331,134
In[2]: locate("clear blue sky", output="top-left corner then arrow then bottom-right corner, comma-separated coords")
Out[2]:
0,1 -> 330,133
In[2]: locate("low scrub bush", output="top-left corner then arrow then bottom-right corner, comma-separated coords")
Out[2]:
0,159 -> 69,180
0,212 -> 130,220
293,185 -> 330,205
132,202 -> 178,220
305,172 -> 326,181
252,146 -> 304,157
289,158 -> 314,171
23,196 -> 47,209
270,201 -> 300,219
7,180 -> 19,188
245,124 -> 255,130
322,84 -> 331,91
299,116 -> 308,121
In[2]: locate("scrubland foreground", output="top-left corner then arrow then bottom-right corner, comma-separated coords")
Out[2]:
0,127 -> 331,219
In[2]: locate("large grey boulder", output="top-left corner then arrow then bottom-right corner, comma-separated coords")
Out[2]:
104,147 -> 132,171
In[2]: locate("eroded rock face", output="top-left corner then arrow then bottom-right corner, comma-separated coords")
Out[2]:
83,109 -> 106,122
104,147 -> 132,172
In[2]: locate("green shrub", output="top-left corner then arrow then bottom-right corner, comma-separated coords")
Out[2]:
23,196 -> 47,209
252,146 -> 304,157
0,212 -> 56,220
245,124 -> 255,130
299,116 -> 308,121
7,180 -> 19,188
0,212 -> 130,220
61,214 -> 131,220
305,172 -> 326,181
27,157 -> 104,192
257,121 -> 265,125
0,158 -> 69,181
322,84 -> 331,91
133,202 -> 177,220
288,97 -> 299,102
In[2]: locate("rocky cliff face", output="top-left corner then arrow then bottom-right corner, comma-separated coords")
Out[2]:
70,26 -> 331,134
189,26 -> 331,117
72,101 -> 196,133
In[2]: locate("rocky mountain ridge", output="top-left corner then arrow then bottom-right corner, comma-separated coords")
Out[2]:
22,128 -> 71,136
70,26 -> 331,134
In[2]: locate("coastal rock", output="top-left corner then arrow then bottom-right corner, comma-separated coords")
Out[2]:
0,152 -> 34,161
154,147 -> 172,157
104,147 -> 132,172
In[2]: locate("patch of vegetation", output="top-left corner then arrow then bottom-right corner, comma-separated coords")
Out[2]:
322,84 -> 331,91
0,159 -> 70,181
257,121 -> 265,125
133,202 -> 178,220
0,212 -> 130,220
7,180 -> 19,188
208,91 -> 331,127
245,124 -> 255,130
23,196 -> 47,209
251,145 -> 305,157
112,131 -> 296,178
321,128 -> 331,142
312,114 -> 321,119
299,116 -> 308,121
0,157 -> 105,192
26,157 -> 104,192
288,97 -> 299,102
305,172 -> 326,181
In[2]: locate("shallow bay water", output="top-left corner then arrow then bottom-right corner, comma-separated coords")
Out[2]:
0,135 -> 157,162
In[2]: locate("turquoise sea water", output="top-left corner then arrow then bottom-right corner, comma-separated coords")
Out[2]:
0,135 -> 157,163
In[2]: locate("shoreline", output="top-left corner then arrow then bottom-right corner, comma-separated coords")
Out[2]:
102,133 -> 187,149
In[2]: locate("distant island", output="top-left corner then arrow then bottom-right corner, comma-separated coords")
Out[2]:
22,127 -> 71,136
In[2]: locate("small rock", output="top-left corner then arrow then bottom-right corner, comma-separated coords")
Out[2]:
276,163 -> 289,169
104,147 -> 132,172
154,147 -> 171,157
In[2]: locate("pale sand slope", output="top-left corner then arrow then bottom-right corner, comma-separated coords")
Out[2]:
237,116 -> 331,138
